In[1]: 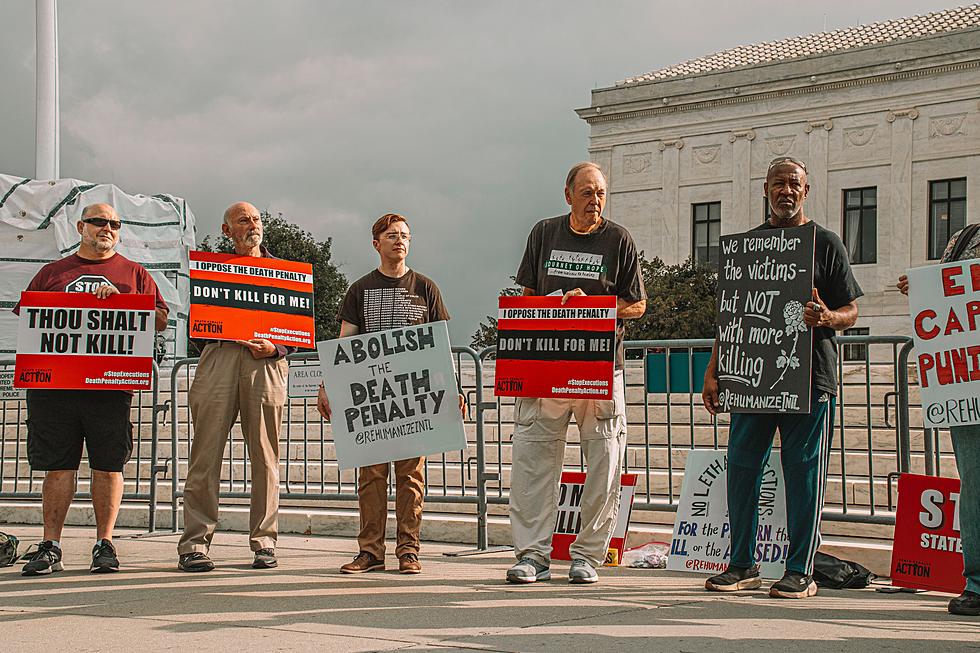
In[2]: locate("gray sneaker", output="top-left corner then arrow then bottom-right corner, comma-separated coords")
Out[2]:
506,557 -> 551,583
568,558 -> 598,584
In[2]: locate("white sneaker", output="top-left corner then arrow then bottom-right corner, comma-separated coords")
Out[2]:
506,557 -> 551,583
568,558 -> 598,584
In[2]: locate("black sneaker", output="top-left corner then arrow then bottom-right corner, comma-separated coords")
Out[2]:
178,552 -> 215,573
252,548 -> 277,569
704,564 -> 761,591
769,571 -> 818,599
949,590 -> 980,616
90,540 -> 120,574
20,541 -> 64,576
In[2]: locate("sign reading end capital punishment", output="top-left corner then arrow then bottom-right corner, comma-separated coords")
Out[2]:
715,224 -> 815,413
907,257 -> 980,428
317,321 -> 465,470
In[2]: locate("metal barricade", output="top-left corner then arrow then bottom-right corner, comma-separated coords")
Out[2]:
0,359 -> 166,532
167,346 -> 492,548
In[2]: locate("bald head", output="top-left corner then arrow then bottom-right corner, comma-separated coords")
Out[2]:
223,201 -> 259,226
81,203 -> 119,221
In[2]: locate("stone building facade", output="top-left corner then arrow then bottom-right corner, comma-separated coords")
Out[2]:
578,6 -> 980,338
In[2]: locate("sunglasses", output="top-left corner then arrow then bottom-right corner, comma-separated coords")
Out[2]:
767,156 -> 807,172
82,217 -> 122,230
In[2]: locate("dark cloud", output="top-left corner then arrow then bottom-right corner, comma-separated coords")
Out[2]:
0,0 -> 955,342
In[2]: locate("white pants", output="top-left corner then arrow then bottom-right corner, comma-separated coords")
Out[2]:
508,371 -> 627,567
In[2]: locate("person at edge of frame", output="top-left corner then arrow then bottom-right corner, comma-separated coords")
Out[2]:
316,213 -> 465,575
176,202 -> 295,573
701,156 -> 862,599
897,223 -> 980,617
506,161 -> 647,585
14,203 -> 169,576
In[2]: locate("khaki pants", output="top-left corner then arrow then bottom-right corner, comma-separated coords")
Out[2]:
178,342 -> 288,554
356,457 -> 425,559
509,370 -> 626,568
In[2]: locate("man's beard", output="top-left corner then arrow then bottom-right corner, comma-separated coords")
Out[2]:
86,235 -> 113,252
240,231 -> 262,248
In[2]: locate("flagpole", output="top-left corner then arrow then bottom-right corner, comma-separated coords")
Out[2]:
35,0 -> 60,180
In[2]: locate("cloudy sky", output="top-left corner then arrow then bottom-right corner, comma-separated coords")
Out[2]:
0,0 -> 956,342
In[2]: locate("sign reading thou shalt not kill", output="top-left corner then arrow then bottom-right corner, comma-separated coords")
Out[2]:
715,224 -> 815,413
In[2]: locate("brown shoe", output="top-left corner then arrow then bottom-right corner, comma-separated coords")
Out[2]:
399,553 -> 422,574
340,552 -> 384,574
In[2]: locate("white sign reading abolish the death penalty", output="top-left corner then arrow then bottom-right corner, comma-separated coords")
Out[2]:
317,320 -> 466,469
908,257 -> 980,427
14,291 -> 155,391
667,450 -> 789,579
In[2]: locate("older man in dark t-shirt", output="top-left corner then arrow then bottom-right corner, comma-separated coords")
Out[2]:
507,162 -> 646,585
318,213 -> 462,575
702,157 -> 862,599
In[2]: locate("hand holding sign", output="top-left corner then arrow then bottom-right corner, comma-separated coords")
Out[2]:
701,372 -> 720,416
804,288 -> 829,327
897,274 -> 909,295
560,288 -> 586,305
93,283 -> 120,300
235,338 -> 278,359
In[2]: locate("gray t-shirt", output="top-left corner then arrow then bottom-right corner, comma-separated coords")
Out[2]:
516,214 -> 646,368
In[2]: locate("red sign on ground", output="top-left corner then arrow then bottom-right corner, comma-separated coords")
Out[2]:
15,291 -> 155,391
494,295 -> 616,400
551,472 -> 637,566
890,473 -> 965,594
189,251 -> 315,349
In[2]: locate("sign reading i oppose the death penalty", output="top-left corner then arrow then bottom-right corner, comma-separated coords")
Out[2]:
907,257 -> 980,428
890,474 -> 965,594
14,291 -> 155,391
317,321 -> 466,470
667,450 -> 789,579
189,250 -> 315,349
494,295 -> 616,400
551,472 -> 637,566
715,224 -> 815,413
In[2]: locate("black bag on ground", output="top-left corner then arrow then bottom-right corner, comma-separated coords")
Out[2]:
812,551 -> 876,589
0,532 -> 19,567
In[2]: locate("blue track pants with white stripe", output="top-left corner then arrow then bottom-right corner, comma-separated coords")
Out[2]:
726,392 -> 836,575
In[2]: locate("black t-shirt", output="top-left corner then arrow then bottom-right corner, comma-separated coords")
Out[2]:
750,220 -> 863,395
516,214 -> 646,368
340,268 -> 450,334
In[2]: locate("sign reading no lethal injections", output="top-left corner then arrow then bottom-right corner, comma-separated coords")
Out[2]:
317,321 -> 466,470
189,250 -> 315,349
715,224 -> 815,413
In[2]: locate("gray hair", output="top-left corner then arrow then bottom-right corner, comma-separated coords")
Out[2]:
565,162 -> 606,190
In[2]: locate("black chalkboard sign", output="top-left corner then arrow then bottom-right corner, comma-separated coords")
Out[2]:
715,223 -> 815,413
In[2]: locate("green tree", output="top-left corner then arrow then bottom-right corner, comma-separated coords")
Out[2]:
470,278 -> 522,350
624,255 -> 717,341
199,211 -> 348,341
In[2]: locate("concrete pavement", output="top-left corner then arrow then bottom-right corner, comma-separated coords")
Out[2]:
0,525 -> 976,652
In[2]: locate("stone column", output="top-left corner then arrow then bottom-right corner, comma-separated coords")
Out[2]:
886,108 -> 918,275
729,129 -> 756,234
804,118 -> 833,226
659,138 -> 684,261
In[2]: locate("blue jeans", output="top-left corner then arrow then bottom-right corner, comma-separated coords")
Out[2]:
951,425 -> 980,594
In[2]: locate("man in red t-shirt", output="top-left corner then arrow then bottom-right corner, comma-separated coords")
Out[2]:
14,203 -> 168,576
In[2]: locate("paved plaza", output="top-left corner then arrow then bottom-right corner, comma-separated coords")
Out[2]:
0,525 -> 976,652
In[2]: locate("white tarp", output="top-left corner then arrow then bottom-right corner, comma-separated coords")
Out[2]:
0,173 -> 196,360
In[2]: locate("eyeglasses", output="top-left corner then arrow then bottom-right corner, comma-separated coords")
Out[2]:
382,233 -> 411,242
767,156 -> 807,172
82,217 -> 122,230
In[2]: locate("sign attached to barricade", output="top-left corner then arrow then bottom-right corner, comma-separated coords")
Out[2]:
890,473 -> 965,594
14,291 -> 154,391
288,365 -> 323,399
551,471 -> 637,566
494,295 -> 616,400
667,450 -> 788,579
317,321 -> 465,469
907,257 -> 980,427
189,251 -> 315,349
715,224 -> 815,413
0,369 -> 26,400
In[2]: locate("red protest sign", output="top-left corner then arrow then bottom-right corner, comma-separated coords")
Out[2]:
15,291 -> 155,391
494,295 -> 616,400
189,251 -> 315,349
551,472 -> 637,566
890,473 -> 965,594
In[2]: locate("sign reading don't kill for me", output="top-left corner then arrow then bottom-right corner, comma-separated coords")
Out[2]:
317,321 -> 465,470
715,224 -> 815,413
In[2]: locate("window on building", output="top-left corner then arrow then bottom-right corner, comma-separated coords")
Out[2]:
692,202 -> 721,266
842,187 -> 877,264
929,178 -> 967,260
843,327 -> 869,362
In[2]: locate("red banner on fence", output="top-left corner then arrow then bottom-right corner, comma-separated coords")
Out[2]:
551,472 -> 637,566
189,251 -> 315,348
890,473 -> 965,594
14,291 -> 155,391
494,295 -> 616,400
